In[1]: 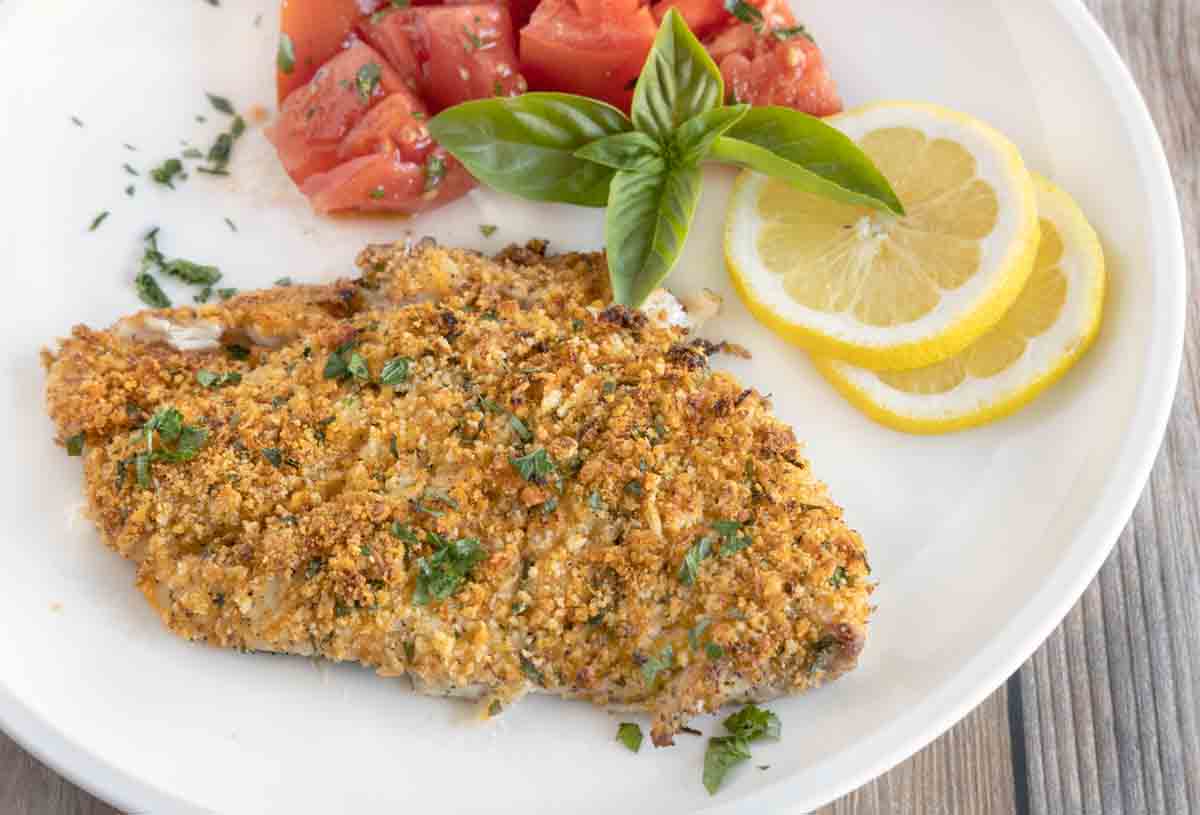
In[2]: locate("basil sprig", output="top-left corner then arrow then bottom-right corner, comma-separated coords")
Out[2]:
429,10 -> 902,308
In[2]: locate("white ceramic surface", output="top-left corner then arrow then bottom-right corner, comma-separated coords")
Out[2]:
0,1 -> 1185,812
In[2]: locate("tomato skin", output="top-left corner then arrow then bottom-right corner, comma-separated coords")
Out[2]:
519,0 -> 657,111
267,41 -> 413,184
337,89 -> 434,163
717,35 -> 841,115
445,0 -> 540,29
701,0 -> 842,115
650,0 -> 726,38
300,150 -> 475,214
276,0 -> 366,102
359,5 -> 526,113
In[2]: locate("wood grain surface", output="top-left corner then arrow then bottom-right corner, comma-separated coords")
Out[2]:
1,0 -> 1195,812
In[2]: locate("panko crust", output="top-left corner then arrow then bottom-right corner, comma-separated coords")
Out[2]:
44,241 -> 872,745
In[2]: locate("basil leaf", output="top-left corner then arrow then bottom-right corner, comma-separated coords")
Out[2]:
632,9 -> 724,144
671,104 -> 748,167
428,93 -> 632,207
605,166 -> 702,308
575,132 -> 664,173
712,107 -> 905,214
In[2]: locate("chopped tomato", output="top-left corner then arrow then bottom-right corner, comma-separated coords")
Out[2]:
702,0 -> 841,115
267,41 -> 413,184
337,89 -> 434,163
519,0 -> 657,111
276,0 -> 366,102
300,149 -> 475,214
576,0 -> 643,18
360,5 -> 526,112
650,0 -> 726,39
445,0 -> 540,30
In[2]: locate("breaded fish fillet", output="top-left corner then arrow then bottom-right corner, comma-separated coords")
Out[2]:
43,240 -> 872,745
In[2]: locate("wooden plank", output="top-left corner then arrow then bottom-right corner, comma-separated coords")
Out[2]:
0,731 -> 116,815
820,686 -> 1017,815
1012,0 -> 1200,812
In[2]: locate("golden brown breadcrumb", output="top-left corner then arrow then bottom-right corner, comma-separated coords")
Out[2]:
43,240 -> 873,745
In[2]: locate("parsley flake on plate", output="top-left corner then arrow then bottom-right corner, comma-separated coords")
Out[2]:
616,722 -> 644,753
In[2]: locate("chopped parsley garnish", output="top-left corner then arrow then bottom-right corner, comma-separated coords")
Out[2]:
520,653 -> 545,685
123,163 -> 139,176
616,723 -> 643,753
510,448 -> 555,483
705,642 -> 725,660
355,62 -> 382,104
125,185 -> 135,197
414,487 -> 459,516
713,519 -> 752,556
423,154 -> 446,191
723,0 -> 764,31
508,414 -> 532,443
126,408 -> 208,488
379,356 -> 412,386
262,448 -> 284,468
463,27 -> 490,51
274,277 -> 292,287
369,186 -> 386,200
206,92 -> 235,115
217,287 -> 237,300
277,33 -> 296,74
199,115 -> 246,175
624,479 -> 643,497
703,704 -> 781,794
70,115 -> 84,127
829,565 -> 849,589
412,535 -> 485,605
679,534 -> 714,585
640,644 -> 673,685
224,217 -> 237,232
688,619 -> 710,649
123,143 -> 137,151
724,704 -> 781,742
479,224 -> 498,237
323,341 -> 368,382
196,370 -> 241,388
226,344 -> 250,360
703,737 -> 752,795
65,432 -> 85,456
772,24 -> 813,41
390,522 -> 420,545
135,273 -> 171,308
587,491 -> 604,511
163,258 -> 221,286
182,147 -> 204,159
88,211 -> 110,232
150,158 -> 184,189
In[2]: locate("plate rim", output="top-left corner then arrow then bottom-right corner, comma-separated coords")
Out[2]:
0,0 -> 1187,811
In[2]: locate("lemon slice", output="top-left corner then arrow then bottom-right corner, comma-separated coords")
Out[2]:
812,174 -> 1105,433
725,101 -> 1041,370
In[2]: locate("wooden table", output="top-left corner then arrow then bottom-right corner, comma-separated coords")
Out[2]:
2,0 -> 1195,812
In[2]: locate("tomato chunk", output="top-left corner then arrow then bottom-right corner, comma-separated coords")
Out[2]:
267,41 -> 413,184
650,0 -> 726,39
519,0 -> 657,111
300,150 -> 475,214
277,0 -> 366,102
360,5 -> 526,113
702,0 -> 841,115
337,89 -> 434,163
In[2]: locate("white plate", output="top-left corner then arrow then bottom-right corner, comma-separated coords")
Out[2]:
0,1 -> 1185,812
